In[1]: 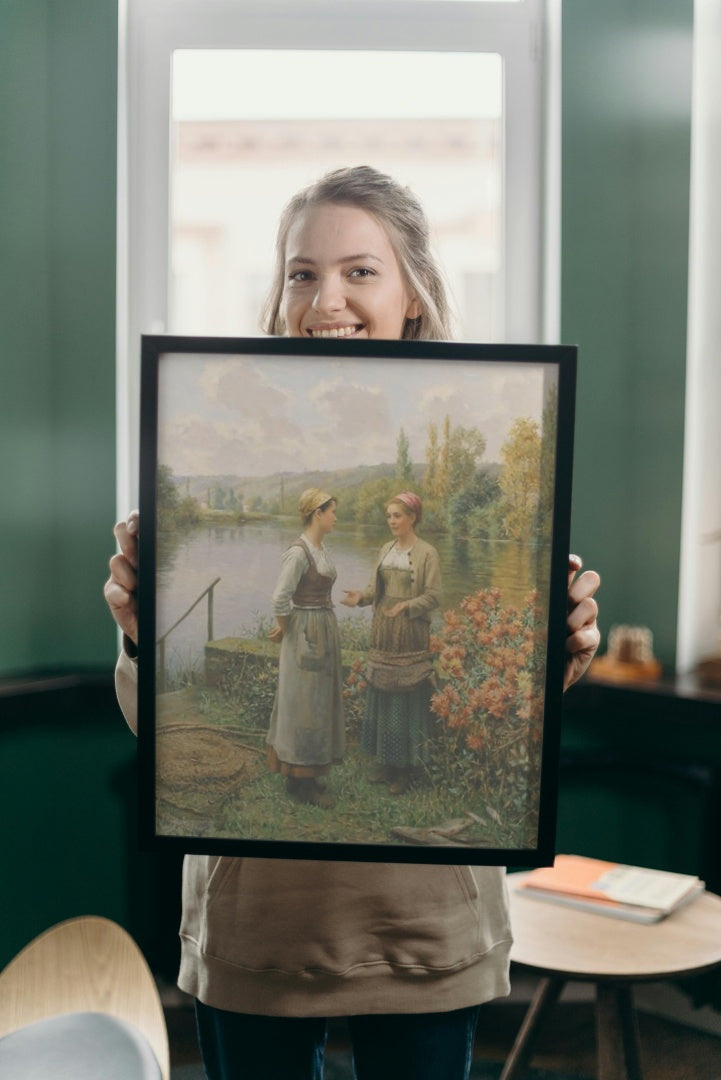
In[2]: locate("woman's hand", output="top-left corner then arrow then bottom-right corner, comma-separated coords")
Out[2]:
104,510 -> 139,646
564,554 -> 601,691
268,615 -> 288,643
341,590 -> 363,607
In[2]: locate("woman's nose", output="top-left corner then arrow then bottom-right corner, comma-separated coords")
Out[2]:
312,274 -> 345,314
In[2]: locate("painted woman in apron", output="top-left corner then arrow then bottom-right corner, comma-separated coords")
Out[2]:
267,488 -> 345,808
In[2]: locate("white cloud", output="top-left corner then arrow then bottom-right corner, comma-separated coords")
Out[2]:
158,356 -> 550,476
200,358 -> 291,417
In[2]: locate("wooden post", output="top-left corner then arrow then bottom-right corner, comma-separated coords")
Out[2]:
157,639 -> 166,693
208,583 -> 215,642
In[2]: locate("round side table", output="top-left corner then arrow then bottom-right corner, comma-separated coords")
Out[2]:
502,872 -> 721,1080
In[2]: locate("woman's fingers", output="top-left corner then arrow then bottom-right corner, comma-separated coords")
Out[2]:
104,513 -> 140,644
103,572 -> 139,643
567,571 -> 601,628
567,552 -> 583,587
113,511 -> 139,568
564,562 -> 601,690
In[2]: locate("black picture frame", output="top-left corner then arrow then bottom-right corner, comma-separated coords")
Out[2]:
138,335 -> 576,865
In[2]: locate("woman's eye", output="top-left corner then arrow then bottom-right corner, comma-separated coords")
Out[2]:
288,269 -> 313,283
349,267 -> 375,279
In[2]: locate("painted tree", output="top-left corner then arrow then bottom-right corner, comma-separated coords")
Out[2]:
436,415 -> 452,498
450,467 -> 502,538
354,475 -> 397,525
499,418 -> 542,540
157,464 -> 180,529
448,426 -> 487,492
158,465 -> 200,530
424,417 -> 490,527
537,385 -> 557,540
395,426 -> 413,485
425,421 -> 439,497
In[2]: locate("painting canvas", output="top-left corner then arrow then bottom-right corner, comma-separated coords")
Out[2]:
138,335 -> 576,864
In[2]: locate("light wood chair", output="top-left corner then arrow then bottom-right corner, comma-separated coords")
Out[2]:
0,915 -> 169,1079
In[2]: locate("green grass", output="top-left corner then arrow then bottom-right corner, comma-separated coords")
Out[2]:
191,686 -> 534,850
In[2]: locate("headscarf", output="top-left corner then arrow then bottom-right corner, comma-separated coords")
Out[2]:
389,491 -> 423,524
299,488 -> 334,518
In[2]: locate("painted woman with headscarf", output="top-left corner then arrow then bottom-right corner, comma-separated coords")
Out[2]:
342,491 -> 441,794
267,487 -> 345,808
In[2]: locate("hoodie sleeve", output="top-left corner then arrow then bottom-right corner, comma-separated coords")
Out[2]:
115,645 -> 139,736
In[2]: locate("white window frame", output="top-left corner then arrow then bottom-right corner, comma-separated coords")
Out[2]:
117,0 -> 558,511
676,0 -> 721,674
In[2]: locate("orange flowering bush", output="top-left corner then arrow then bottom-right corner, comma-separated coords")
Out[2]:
428,587 -> 547,830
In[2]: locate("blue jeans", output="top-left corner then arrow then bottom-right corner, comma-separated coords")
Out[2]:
195,1000 -> 481,1080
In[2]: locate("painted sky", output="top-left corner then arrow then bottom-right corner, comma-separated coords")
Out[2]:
157,351 -> 556,478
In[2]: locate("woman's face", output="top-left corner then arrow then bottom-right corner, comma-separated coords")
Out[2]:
316,502 -> 337,534
386,502 -> 416,542
281,203 -> 421,340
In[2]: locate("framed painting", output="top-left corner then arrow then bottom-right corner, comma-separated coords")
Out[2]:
137,335 -> 576,864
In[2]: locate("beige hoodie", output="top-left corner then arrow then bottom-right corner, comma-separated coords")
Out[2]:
116,651 -> 512,1016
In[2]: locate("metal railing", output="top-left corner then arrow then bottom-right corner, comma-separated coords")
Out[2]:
156,577 -> 221,692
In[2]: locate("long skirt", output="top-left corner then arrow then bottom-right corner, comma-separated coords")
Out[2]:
267,608 -> 345,778
361,681 -> 433,769
361,564 -> 433,769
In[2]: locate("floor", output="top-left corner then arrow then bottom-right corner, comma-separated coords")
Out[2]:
164,977 -> 721,1079
473,1000 -> 721,1079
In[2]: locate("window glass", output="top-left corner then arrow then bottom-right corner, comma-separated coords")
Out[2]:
120,0 -> 548,509
170,50 -> 503,341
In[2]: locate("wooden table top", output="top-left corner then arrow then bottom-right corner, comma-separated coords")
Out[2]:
508,871 -> 721,981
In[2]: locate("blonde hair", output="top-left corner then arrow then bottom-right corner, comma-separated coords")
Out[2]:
299,487 -> 336,526
262,166 -> 453,341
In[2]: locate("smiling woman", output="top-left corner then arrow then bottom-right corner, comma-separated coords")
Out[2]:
262,166 -> 452,341
282,205 -> 420,340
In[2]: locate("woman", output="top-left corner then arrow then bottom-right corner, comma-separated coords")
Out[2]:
106,166 -> 601,1080
343,491 -> 440,794
267,488 -> 344,809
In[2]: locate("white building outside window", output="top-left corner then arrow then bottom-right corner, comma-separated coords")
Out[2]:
117,0 -> 557,509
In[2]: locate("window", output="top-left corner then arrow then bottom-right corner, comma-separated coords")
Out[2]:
169,49 -> 503,340
118,0 -> 556,509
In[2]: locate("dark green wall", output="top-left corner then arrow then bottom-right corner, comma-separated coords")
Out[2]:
0,683 -> 182,973
562,0 -> 693,670
0,0 -> 118,676
558,681 -> 721,887
0,0 -> 137,971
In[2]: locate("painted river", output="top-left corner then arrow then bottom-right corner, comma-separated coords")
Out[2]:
156,520 -> 549,675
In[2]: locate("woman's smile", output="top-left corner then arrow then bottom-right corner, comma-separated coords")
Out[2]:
307,323 -> 364,339
281,204 -> 420,340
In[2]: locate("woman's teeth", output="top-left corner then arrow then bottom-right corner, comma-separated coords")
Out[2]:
310,325 -> 360,338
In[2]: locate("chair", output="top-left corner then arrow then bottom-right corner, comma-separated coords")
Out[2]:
0,915 -> 170,1079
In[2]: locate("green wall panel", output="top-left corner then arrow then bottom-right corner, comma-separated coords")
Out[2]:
0,684 -> 184,976
562,0 -> 693,670
0,702 -> 133,966
0,0 -> 118,675
0,3 -> 55,671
